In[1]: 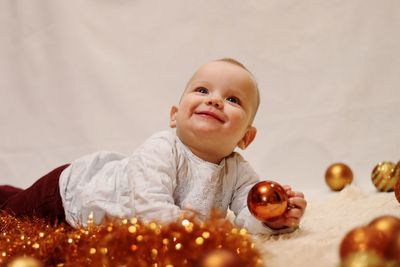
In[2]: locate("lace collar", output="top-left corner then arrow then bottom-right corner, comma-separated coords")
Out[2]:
174,133 -> 226,170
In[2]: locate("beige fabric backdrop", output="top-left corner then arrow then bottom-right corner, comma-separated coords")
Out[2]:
0,0 -> 399,199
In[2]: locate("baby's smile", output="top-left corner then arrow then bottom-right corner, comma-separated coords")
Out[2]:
193,109 -> 226,123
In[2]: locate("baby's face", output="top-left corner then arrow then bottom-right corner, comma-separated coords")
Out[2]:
170,61 -> 258,163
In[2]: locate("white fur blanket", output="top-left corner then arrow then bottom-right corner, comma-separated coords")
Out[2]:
253,185 -> 399,267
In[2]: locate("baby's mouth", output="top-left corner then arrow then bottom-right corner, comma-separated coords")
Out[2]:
194,111 -> 225,123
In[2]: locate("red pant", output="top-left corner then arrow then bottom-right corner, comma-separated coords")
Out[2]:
0,164 -> 69,224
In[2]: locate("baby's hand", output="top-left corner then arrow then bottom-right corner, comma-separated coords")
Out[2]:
263,185 -> 307,231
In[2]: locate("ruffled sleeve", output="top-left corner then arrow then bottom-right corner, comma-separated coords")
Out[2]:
59,131 -> 182,227
59,151 -> 134,227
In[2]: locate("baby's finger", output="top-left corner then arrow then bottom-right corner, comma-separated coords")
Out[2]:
291,191 -> 304,198
285,207 -> 304,219
282,185 -> 292,192
284,217 -> 300,228
286,190 -> 304,198
289,197 -> 307,210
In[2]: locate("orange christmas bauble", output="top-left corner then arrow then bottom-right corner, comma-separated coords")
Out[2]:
340,251 -> 387,267
394,161 -> 400,179
368,215 -> 400,240
386,231 -> 400,262
200,250 -> 241,267
371,161 -> 397,192
325,163 -> 353,191
394,162 -> 400,203
395,178 -> 400,204
247,181 -> 288,221
339,226 -> 386,260
368,215 -> 400,256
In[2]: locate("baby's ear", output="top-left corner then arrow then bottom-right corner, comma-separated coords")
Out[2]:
237,126 -> 257,150
169,106 -> 178,128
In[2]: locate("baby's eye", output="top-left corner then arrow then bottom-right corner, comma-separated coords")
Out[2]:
195,87 -> 209,94
226,96 -> 240,105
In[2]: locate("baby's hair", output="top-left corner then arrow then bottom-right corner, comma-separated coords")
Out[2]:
215,58 -> 260,122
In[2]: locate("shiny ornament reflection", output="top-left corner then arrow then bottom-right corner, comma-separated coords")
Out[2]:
371,161 -> 397,192
247,181 -> 288,221
325,163 -> 353,191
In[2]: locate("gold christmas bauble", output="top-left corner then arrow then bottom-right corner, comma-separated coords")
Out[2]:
247,180 -> 288,221
340,251 -> 387,267
371,161 -> 397,192
339,226 -> 386,260
325,163 -> 353,191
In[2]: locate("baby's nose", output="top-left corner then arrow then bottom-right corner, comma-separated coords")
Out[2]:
206,97 -> 223,109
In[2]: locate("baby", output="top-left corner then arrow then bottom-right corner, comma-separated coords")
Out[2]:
0,58 -> 306,235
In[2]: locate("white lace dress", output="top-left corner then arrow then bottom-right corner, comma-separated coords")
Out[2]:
59,130 -> 277,234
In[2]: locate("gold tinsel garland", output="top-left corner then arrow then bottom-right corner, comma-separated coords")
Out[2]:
0,211 -> 263,267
